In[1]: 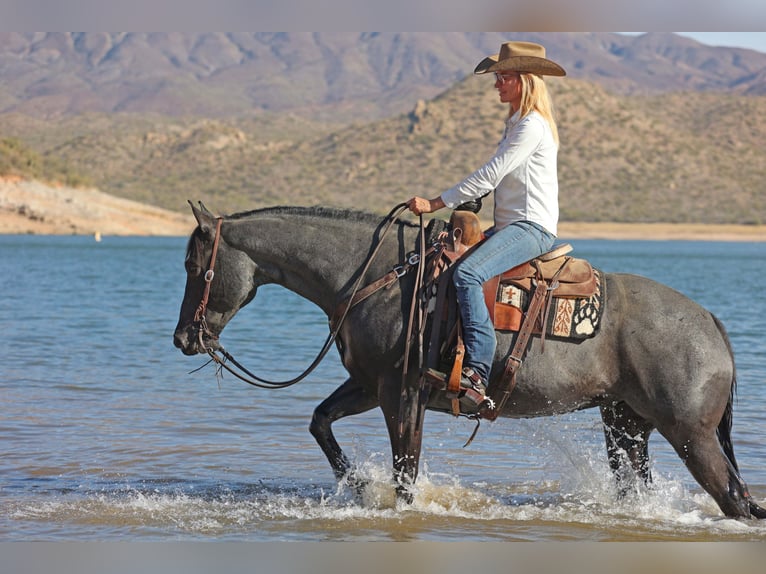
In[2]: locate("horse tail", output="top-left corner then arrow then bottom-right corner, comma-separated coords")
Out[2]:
712,313 -> 766,519
714,315 -> 738,472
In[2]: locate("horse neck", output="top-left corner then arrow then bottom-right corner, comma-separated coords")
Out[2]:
223,209 -> 412,315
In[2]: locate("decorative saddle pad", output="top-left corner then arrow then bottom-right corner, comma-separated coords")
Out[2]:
495,268 -> 605,340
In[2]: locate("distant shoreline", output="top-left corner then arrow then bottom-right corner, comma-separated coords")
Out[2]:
2,179 -> 764,241
3,220 -> 765,243
557,221 -> 766,242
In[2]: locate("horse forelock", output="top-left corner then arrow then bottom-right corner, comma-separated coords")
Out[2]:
185,227 -> 207,269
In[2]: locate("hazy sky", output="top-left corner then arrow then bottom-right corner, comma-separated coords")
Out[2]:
2,0 -> 765,38
651,32 -> 765,53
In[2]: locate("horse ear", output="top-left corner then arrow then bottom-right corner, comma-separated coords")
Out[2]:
188,200 -> 216,236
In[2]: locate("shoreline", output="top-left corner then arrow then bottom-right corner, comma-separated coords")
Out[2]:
0,178 -> 193,236
3,220 -> 765,242
2,179 -> 764,241
557,221 -> 766,242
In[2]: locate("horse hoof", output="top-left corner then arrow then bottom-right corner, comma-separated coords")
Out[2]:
340,471 -> 369,498
396,485 -> 414,504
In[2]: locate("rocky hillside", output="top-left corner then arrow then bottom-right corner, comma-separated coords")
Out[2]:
4,75 -> 764,225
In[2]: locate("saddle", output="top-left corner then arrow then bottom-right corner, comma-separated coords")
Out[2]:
424,211 -> 602,420
487,243 -> 598,332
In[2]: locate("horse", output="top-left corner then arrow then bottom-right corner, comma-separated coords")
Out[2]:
173,202 -> 766,520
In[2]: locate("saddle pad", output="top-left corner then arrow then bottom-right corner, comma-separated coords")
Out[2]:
495,269 -> 606,339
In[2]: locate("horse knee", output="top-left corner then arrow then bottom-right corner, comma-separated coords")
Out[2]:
309,408 -> 330,440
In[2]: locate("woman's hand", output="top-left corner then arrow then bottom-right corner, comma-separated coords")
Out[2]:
406,196 -> 445,216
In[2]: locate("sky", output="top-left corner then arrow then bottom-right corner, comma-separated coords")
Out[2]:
0,2 -> 764,52
662,32 -> 766,53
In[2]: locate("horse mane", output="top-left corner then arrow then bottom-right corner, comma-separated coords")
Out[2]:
225,205 -> 419,228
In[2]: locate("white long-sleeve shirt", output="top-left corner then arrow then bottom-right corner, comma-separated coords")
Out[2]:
440,110 -> 559,236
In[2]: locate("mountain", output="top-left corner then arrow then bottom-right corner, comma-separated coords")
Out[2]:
1,32 -> 765,226
1,32 -> 765,121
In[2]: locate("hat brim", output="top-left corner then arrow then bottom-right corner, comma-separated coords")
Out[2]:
474,55 -> 566,77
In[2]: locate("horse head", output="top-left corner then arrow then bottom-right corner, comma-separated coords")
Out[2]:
173,201 -> 258,355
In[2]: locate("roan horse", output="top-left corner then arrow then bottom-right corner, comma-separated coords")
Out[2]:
173,202 -> 766,519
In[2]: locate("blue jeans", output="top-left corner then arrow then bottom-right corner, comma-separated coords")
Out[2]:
453,220 -> 555,382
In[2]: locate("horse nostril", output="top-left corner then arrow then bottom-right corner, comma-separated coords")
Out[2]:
173,331 -> 187,349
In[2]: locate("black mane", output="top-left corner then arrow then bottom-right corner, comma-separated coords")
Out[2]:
225,205 -> 419,228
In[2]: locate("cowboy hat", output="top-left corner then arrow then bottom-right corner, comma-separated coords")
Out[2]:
474,41 -> 566,77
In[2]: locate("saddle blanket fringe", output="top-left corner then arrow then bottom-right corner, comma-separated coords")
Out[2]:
497,269 -> 605,339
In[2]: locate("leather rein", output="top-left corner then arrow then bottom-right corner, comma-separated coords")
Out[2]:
193,203 -> 428,390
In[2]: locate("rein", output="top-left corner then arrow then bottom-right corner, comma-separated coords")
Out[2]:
194,203 -> 426,390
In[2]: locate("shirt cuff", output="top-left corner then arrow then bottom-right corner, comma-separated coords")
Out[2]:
440,188 -> 461,209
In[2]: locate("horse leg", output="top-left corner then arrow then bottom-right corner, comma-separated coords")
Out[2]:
379,373 -> 428,502
309,377 -> 379,489
662,426 -> 751,519
599,402 -> 654,495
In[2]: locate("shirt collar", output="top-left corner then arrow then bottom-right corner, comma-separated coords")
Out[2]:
500,109 -> 522,144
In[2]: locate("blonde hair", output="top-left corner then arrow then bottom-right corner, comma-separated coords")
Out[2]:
516,73 -> 559,146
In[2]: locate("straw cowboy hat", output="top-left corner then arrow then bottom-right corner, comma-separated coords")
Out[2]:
474,41 -> 566,77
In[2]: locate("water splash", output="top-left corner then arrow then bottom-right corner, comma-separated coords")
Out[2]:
6,453 -> 765,542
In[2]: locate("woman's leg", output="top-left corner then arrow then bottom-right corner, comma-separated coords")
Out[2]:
452,221 -> 555,383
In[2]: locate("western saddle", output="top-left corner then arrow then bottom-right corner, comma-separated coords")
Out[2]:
424,210 -> 598,420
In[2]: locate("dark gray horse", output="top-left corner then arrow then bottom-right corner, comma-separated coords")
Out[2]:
173,203 -> 766,519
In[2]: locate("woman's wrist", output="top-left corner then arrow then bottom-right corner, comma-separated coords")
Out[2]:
429,197 -> 446,212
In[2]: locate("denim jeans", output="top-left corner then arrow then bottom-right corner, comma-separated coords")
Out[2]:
452,220 -> 556,382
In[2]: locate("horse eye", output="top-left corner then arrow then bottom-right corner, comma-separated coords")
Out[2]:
185,261 -> 203,276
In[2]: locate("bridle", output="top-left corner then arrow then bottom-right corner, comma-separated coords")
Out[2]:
190,203 -> 428,390
192,216 -> 223,351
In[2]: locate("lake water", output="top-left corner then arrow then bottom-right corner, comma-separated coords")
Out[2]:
1,234 -> 765,541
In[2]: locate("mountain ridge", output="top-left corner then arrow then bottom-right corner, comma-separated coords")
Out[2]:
2,32 -> 765,121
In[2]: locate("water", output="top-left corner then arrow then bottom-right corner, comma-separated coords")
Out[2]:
1,235 -> 765,541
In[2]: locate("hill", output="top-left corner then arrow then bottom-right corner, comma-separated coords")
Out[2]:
3,76 -> 764,225
1,32 -> 765,121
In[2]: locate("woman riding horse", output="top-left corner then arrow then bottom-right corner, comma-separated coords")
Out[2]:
407,41 -> 564,409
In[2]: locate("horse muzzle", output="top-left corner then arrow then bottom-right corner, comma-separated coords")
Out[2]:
173,323 -> 220,356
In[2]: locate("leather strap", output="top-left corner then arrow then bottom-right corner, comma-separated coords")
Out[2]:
483,275 -> 500,324
193,216 -> 223,325
330,245 -> 437,331
483,276 -> 550,421
447,318 -> 465,416
533,257 -> 569,353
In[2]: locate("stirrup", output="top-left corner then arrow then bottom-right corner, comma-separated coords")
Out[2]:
458,368 -> 493,410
